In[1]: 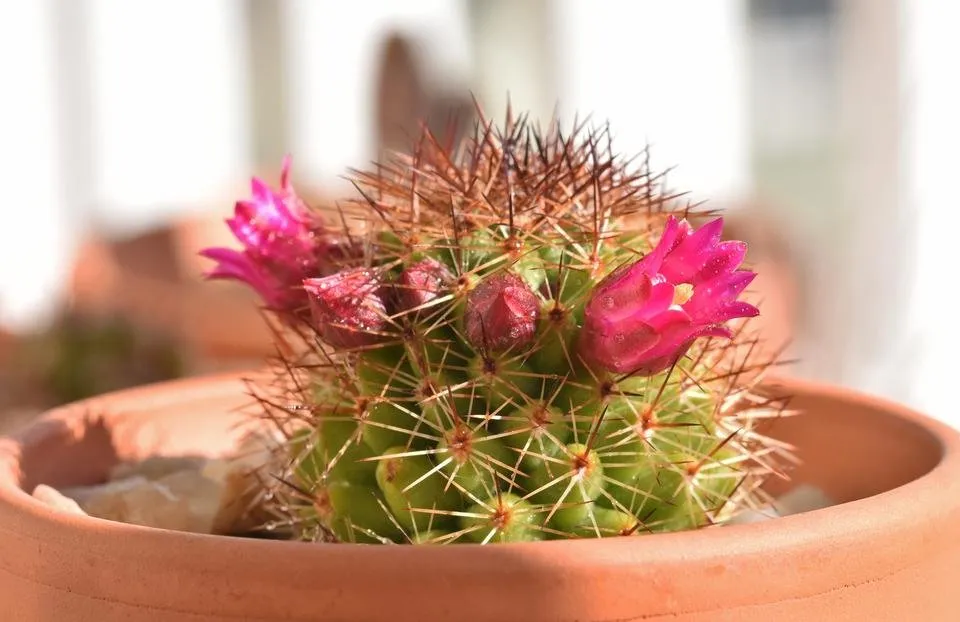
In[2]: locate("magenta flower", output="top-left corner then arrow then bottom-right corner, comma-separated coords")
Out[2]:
200,156 -> 346,313
464,272 -> 540,352
304,269 -> 388,349
578,216 -> 759,375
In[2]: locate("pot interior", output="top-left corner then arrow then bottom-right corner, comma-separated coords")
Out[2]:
8,379 -> 256,493
7,378 -> 946,513
761,383 -> 943,504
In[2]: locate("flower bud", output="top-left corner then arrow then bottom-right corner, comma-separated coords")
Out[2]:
304,268 -> 387,349
397,258 -> 454,314
464,272 -> 540,352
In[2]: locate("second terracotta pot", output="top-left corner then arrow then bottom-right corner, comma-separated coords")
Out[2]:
68,220 -> 275,370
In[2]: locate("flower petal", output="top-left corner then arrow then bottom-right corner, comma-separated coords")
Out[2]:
684,270 -> 757,320
659,217 -> 726,283
692,241 -> 747,284
627,322 -> 733,375
632,216 -> 685,275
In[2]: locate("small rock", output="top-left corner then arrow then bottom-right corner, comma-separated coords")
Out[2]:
60,476 -> 150,507
79,471 -> 223,533
110,456 -> 208,482
726,507 -> 781,525
209,438 -> 275,534
31,484 -> 88,516
772,484 -> 835,516
57,434 -> 275,535
727,485 -> 835,526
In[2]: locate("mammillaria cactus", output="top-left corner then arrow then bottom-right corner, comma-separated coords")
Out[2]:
203,110 -> 790,544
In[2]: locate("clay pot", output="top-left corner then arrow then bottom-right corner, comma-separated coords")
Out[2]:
67,180 -> 342,373
1,374 -> 958,621
68,221 -> 275,371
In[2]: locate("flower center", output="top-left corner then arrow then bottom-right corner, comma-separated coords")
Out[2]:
672,283 -> 694,306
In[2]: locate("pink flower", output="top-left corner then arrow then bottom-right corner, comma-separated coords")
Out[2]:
304,269 -> 388,349
579,216 -> 759,375
200,156 -> 347,313
464,272 -> 540,353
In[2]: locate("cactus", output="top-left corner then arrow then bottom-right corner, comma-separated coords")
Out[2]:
203,110 -> 791,544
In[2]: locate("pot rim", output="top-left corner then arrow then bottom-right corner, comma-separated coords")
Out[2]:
1,371 -> 958,566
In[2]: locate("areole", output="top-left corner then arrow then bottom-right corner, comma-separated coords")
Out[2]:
0,373 -> 957,621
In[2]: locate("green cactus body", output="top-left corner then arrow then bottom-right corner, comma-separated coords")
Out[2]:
251,111 -> 789,545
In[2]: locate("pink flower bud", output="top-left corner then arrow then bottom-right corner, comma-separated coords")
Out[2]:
579,216 -> 759,375
396,258 -> 454,314
304,268 -> 388,349
464,272 -> 540,352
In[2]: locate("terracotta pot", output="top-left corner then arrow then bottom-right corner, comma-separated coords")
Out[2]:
67,185 -> 339,372
1,374 -> 958,621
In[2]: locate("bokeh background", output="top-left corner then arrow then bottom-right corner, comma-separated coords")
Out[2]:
1,1 -> 957,430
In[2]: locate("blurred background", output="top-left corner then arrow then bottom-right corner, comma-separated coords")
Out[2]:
0,1 -> 956,430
